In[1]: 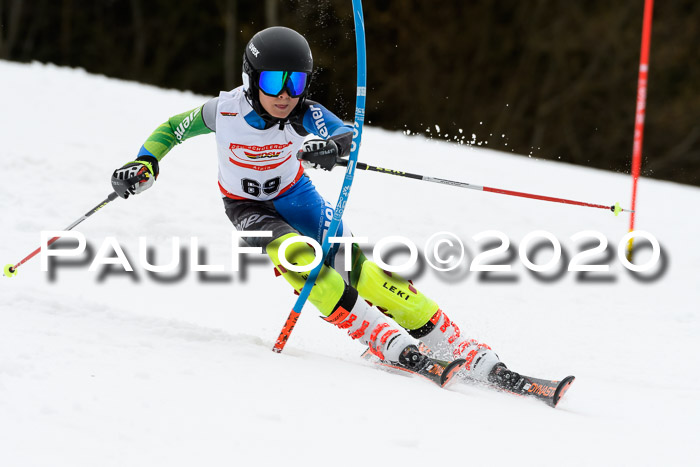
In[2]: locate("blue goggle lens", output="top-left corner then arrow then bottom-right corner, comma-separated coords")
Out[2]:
258,71 -> 308,97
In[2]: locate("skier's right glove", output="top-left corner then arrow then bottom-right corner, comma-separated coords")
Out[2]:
111,156 -> 159,199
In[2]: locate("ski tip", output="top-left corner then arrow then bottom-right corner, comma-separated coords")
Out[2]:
440,358 -> 467,387
4,264 -> 17,278
552,375 -> 575,408
360,347 -> 373,360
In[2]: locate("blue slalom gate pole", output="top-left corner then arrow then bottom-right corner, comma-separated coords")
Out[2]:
273,0 -> 367,353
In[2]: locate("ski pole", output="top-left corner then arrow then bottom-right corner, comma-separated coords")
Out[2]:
3,191 -> 119,278
337,160 -> 633,215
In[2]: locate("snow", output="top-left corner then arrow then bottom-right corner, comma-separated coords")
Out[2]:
1,61 -> 698,466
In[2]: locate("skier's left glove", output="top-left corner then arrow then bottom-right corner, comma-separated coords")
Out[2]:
111,156 -> 159,199
298,139 -> 342,171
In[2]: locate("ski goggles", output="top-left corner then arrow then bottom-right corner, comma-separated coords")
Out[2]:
258,71 -> 308,98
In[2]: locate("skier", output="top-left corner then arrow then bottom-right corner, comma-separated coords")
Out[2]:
110,26 -> 522,391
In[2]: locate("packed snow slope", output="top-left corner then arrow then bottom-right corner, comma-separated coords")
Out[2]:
1,61 -> 698,466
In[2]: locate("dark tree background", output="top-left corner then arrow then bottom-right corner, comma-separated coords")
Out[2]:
2,1 -> 698,185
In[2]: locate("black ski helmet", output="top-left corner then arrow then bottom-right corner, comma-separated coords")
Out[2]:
242,27 -> 313,123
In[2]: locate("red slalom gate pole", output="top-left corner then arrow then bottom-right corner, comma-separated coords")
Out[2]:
627,0 -> 654,259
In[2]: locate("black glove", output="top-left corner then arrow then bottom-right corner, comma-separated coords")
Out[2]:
297,139 -> 341,171
111,156 -> 159,199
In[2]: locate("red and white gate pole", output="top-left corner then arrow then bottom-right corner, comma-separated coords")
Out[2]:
627,0 -> 654,260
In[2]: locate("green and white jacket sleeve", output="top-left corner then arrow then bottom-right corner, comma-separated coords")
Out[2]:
136,98 -> 217,161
